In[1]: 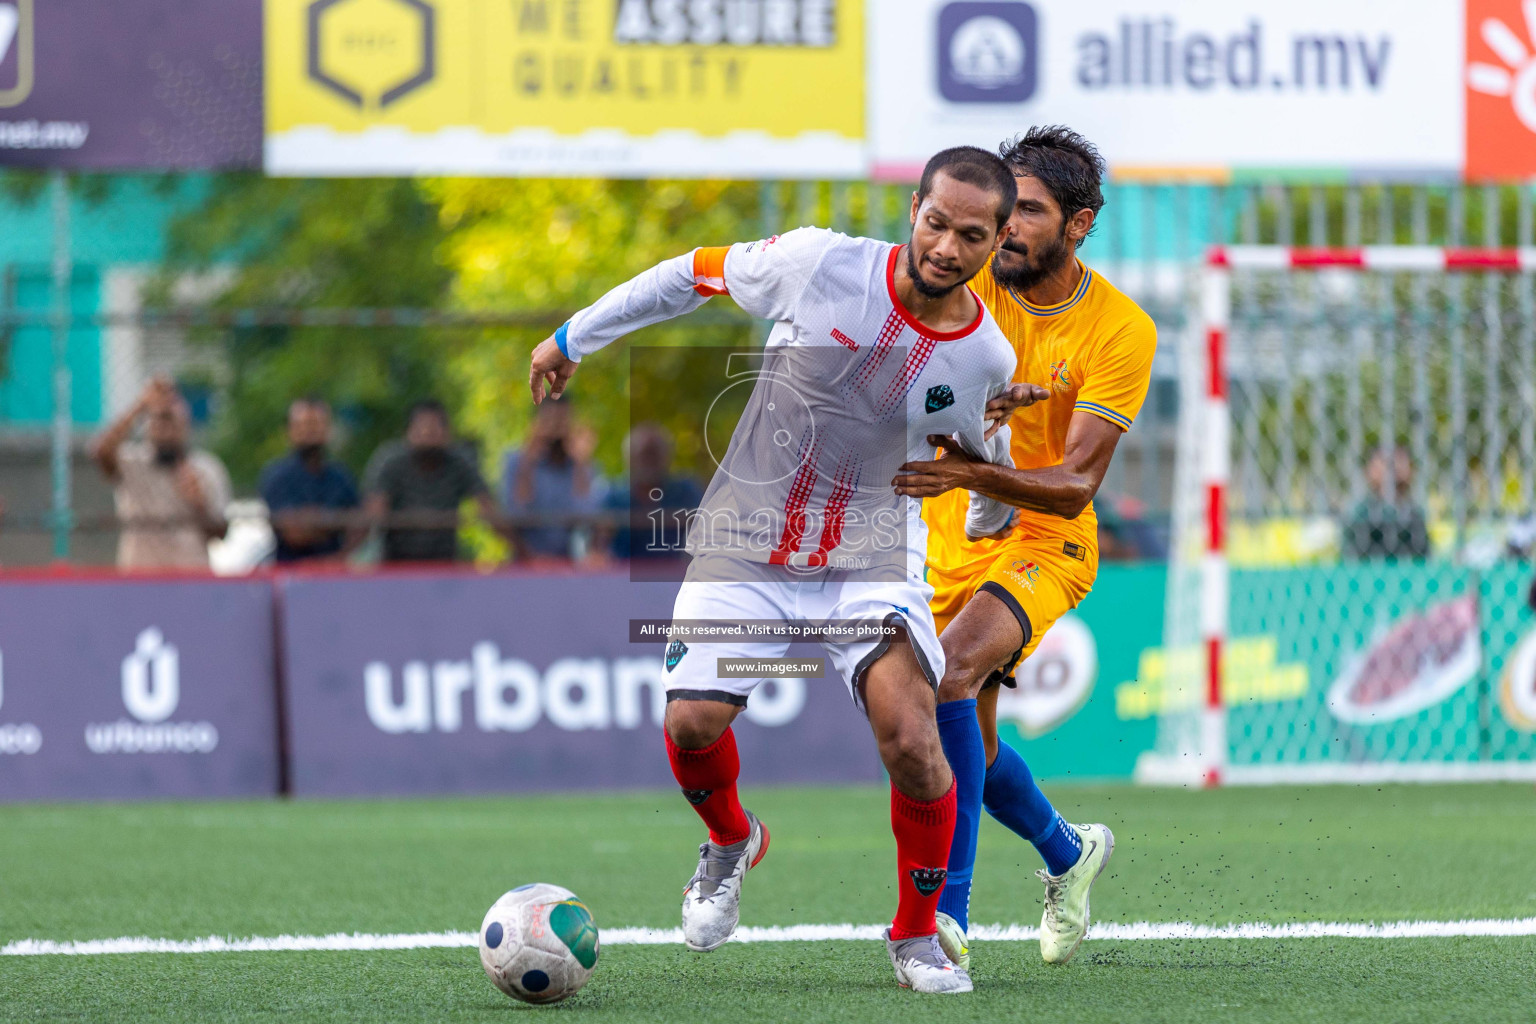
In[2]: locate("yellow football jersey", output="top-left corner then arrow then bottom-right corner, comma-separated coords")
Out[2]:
924,258 -> 1158,576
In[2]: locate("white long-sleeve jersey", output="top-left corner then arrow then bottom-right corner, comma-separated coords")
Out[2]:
558,227 -> 1017,577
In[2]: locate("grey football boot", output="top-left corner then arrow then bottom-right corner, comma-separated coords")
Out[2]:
681,811 -> 770,952
884,928 -> 974,993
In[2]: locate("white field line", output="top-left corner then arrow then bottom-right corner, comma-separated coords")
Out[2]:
5,918 -> 1536,956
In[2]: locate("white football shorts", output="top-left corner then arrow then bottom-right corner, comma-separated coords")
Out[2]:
662,555 -> 945,712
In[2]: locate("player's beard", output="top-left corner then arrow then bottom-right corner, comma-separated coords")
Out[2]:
904,242 -> 970,300
991,225 -> 1073,292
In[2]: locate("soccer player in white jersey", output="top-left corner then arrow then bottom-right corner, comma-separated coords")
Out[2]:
528,147 -> 1026,994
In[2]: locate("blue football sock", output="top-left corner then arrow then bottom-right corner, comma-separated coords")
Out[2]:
983,740 -> 1082,876
934,698 -> 984,932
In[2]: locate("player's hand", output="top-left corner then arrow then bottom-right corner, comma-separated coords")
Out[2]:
892,435 -> 981,498
984,382 -> 1050,440
172,461 -> 206,509
529,336 -> 579,404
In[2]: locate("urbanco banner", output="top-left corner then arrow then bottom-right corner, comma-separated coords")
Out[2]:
0,0 -> 261,169
0,579 -> 279,799
278,571 -> 886,796
264,0 -> 866,177
871,0 -> 1465,180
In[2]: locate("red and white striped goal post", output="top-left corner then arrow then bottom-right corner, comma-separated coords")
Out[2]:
1208,245 -> 1536,271
1194,246 -> 1536,787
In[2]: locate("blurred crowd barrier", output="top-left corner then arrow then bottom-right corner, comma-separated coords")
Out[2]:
0,569 -> 881,801
0,558 -> 1530,801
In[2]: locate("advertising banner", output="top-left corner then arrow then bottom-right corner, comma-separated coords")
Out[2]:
1465,0 -> 1536,179
0,0 -> 1531,178
1218,561 -> 1536,769
278,572 -> 885,796
265,0 -> 866,177
0,579 -> 279,800
0,0 -> 262,169
871,0 -> 1467,180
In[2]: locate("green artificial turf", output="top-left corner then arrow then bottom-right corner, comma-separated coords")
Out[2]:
1,783 -> 1532,1022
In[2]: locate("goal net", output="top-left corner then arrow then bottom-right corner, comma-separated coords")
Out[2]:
1140,246 -> 1536,785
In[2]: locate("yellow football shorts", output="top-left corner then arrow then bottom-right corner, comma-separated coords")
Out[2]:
928,538 -> 1098,686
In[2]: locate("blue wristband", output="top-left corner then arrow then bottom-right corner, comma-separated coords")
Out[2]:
554,321 -> 572,359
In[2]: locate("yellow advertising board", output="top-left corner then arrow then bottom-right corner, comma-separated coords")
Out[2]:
266,0 -> 864,177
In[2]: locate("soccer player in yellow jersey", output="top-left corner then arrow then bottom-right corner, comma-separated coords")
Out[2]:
893,127 -> 1157,970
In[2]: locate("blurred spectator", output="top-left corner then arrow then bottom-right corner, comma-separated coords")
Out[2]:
501,398 -> 605,561
1509,515 -> 1536,610
1344,446 -> 1430,560
603,423 -> 702,560
258,398 -> 360,565
363,400 -> 497,563
92,376 -> 230,571
1095,492 -> 1166,562
1506,514 -> 1536,561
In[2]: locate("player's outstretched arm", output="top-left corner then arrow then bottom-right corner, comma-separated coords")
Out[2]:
528,249 -> 717,406
889,434 -> 989,501
529,229 -> 832,406
894,411 -> 1123,520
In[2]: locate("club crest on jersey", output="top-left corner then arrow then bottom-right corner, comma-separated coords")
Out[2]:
1049,359 -> 1073,393
909,867 -> 948,896
1006,559 -> 1041,591
665,640 -> 688,671
925,384 -> 955,414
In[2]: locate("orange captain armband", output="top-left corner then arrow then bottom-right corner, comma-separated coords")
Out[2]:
692,246 -> 730,296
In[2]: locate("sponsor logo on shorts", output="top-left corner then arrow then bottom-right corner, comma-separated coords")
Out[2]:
925,384 -> 955,413
1062,541 -> 1087,561
665,640 -> 689,671
1005,558 -> 1041,592
909,867 -> 948,896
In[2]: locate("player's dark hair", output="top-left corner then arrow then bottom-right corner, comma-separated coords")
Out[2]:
916,146 -> 1017,229
407,399 -> 449,427
998,126 -> 1106,249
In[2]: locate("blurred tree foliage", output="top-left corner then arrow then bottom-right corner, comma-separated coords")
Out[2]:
155,175 -> 457,489
423,178 -> 768,490
157,175 -> 902,516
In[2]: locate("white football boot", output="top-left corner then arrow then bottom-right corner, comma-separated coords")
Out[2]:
884,928 -> 974,993
933,911 -> 970,971
1038,822 -> 1115,965
680,811 -> 769,952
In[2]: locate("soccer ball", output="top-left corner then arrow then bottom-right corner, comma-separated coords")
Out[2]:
478,883 -> 600,1004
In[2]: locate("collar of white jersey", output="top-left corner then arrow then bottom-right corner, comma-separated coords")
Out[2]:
884,245 -> 987,342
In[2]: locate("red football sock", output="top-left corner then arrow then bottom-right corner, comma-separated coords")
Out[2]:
889,779 -> 957,940
665,728 -> 751,846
